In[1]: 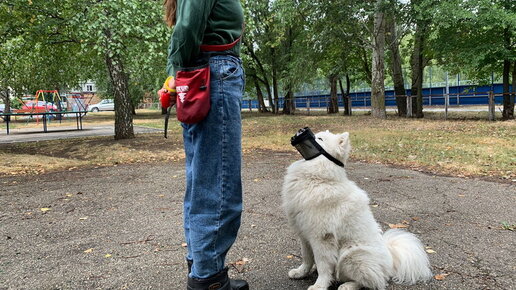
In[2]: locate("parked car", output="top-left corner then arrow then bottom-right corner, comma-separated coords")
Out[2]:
88,99 -> 114,112
17,101 -> 58,113
0,104 -> 4,113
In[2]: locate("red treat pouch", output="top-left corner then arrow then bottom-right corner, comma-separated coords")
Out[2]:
175,64 -> 211,124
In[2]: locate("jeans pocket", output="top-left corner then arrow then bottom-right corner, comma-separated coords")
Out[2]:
221,58 -> 241,81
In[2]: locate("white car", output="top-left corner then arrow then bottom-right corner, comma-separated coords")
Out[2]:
88,99 -> 114,112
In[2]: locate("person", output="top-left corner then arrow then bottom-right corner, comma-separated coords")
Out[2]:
161,0 -> 248,289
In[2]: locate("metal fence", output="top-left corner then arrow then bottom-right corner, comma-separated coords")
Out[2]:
242,91 -> 511,120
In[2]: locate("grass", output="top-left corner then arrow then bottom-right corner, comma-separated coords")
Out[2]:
500,222 -> 515,231
0,109 -> 514,181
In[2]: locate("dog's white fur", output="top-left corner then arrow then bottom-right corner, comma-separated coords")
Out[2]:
282,131 -> 432,290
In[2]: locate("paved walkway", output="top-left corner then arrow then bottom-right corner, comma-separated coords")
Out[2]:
0,125 -> 161,144
1,151 -> 514,289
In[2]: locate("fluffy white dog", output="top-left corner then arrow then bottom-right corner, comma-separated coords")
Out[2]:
282,131 -> 432,290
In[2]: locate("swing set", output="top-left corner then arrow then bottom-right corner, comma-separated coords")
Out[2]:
17,90 -> 61,114
1,90 -> 89,135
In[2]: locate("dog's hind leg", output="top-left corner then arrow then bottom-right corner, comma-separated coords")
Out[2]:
307,238 -> 338,290
289,237 -> 315,279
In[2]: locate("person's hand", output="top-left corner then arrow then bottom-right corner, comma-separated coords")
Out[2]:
164,76 -> 176,93
158,77 -> 177,109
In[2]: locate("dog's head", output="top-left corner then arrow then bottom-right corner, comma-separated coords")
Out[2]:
313,131 -> 351,165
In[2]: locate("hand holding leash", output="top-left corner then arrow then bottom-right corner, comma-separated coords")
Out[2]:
159,77 -> 177,138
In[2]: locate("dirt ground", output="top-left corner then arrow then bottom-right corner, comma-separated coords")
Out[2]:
0,150 -> 514,290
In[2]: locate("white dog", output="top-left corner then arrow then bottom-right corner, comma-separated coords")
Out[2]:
282,131 -> 432,290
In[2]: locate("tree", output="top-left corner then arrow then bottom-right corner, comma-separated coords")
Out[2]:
371,0 -> 387,119
1,0 -> 168,139
76,0 -> 168,139
385,0 -> 408,117
243,0 -> 316,115
428,0 -> 516,119
307,0 -> 371,116
0,0 -> 88,107
242,0 -> 279,113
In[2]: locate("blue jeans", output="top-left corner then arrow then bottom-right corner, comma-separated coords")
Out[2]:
182,55 -> 245,279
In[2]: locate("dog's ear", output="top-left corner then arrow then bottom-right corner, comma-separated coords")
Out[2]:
339,132 -> 350,146
338,132 -> 351,162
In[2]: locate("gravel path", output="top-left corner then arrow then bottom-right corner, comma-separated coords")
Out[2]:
1,151 -> 514,289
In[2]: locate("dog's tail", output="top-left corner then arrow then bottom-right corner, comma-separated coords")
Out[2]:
383,229 -> 433,284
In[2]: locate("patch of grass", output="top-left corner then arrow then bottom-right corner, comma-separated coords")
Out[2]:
0,110 -> 514,181
500,222 -> 515,231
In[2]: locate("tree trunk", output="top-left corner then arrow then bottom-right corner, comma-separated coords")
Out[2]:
1,89 -> 11,114
282,89 -> 295,115
502,59 -> 513,119
385,12 -> 407,117
282,51 -> 296,117
371,0 -> 387,119
105,52 -> 134,140
244,42 -> 273,113
272,65 -> 279,114
328,74 -> 339,114
339,76 -> 352,116
501,26 -> 514,120
361,47 -> 372,85
410,23 -> 425,118
253,76 -> 268,113
512,61 -> 516,119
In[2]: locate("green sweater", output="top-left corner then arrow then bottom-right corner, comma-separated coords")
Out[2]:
166,0 -> 244,76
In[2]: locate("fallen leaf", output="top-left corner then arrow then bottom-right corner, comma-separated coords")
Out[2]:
458,194 -> 465,197
411,217 -> 420,221
286,255 -> 294,259
434,273 -> 449,280
66,194 -> 73,197
40,208 -> 51,212
181,242 -> 188,247
253,178 -> 260,182
389,223 -> 409,229
158,194 -> 165,198
426,249 -> 436,254
235,258 -> 249,265
79,217 -> 88,220
84,248 -> 94,253
105,254 -> 112,258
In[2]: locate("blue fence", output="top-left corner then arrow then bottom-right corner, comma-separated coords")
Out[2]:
242,83 -> 511,109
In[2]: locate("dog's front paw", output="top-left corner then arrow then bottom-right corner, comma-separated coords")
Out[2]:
337,282 -> 360,290
288,266 -> 311,279
307,285 -> 327,290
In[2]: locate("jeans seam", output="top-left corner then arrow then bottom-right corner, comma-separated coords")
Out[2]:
212,72 -> 226,271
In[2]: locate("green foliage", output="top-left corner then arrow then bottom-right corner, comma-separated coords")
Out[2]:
0,0 -> 168,106
427,0 -> 516,81
1,0 -> 514,112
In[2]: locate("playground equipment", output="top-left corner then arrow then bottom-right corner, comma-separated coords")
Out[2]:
16,90 -> 61,113
0,90 -> 89,135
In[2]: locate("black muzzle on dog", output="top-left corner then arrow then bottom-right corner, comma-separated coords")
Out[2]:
291,127 -> 344,167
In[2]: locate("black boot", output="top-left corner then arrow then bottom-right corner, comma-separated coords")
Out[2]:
187,267 -> 231,290
186,262 -> 249,290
